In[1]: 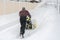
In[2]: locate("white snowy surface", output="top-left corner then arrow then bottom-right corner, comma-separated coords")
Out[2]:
0,4 -> 60,40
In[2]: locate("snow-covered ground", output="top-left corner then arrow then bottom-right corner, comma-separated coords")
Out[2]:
0,3 -> 60,40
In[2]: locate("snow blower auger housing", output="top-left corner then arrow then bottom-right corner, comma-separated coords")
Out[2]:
26,16 -> 32,29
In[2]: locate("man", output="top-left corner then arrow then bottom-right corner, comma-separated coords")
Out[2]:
19,7 -> 31,38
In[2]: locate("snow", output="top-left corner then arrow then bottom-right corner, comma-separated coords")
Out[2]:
0,3 -> 60,40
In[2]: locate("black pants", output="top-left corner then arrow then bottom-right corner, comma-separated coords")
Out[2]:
20,16 -> 26,36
